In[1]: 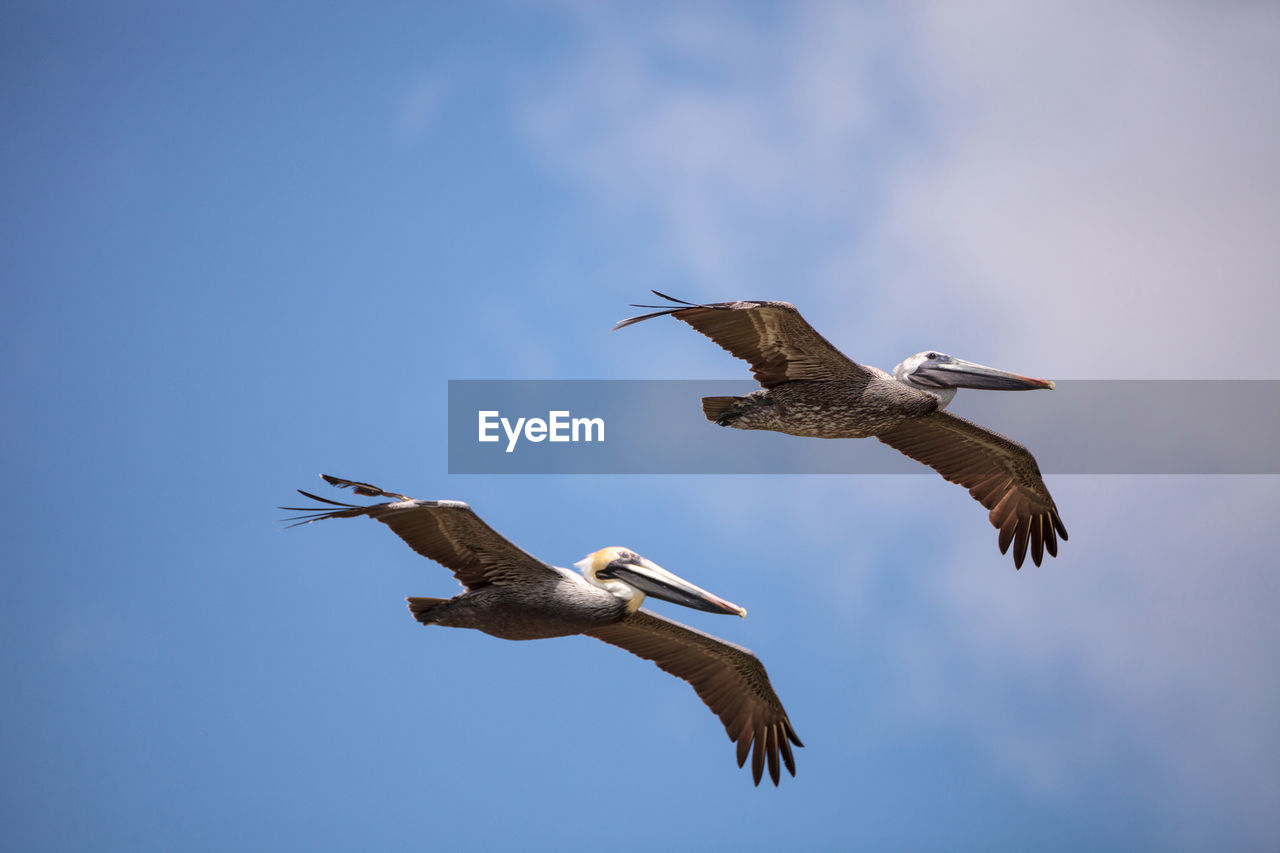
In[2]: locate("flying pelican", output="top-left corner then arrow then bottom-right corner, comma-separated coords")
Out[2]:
282,474 -> 802,785
615,292 -> 1067,568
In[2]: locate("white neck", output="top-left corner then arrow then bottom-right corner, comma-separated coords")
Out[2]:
894,370 -> 958,410
598,578 -> 644,612
922,384 -> 957,409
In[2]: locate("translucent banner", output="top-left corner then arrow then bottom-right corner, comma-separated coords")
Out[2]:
447,380 -> 1280,474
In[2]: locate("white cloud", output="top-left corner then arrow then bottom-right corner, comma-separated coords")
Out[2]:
521,3 -> 907,307
516,2 -> 1280,844
523,0 -> 1280,375
911,476 -> 1280,845
888,1 -> 1280,377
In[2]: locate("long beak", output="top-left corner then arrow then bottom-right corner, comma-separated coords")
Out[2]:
914,356 -> 1055,391
599,557 -> 747,617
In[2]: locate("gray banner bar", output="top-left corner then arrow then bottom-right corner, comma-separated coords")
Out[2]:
447,380 -> 1280,474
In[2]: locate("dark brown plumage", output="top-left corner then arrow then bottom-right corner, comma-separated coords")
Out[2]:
617,292 -> 1067,568
283,474 -> 802,785
587,611 -> 801,786
616,293 -> 868,386
876,414 -> 1067,567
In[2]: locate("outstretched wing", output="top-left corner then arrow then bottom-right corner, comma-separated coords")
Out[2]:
615,290 -> 873,386
876,413 -> 1068,568
282,475 -> 556,589
584,609 -> 803,786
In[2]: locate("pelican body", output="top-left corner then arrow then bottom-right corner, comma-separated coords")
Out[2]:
705,376 -> 936,438
408,543 -> 743,643
412,569 -> 637,641
616,292 -> 1068,568
283,474 -> 802,785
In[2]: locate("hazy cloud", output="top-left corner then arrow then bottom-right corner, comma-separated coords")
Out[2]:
517,2 -> 1280,845
395,73 -> 449,146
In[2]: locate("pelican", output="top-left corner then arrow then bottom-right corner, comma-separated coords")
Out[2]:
616,292 -> 1067,568
282,474 -> 802,785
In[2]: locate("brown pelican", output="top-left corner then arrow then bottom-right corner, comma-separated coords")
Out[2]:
616,292 -> 1067,568
282,474 -> 802,785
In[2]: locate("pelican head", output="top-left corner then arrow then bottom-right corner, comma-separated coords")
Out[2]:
575,547 -> 747,617
894,351 -> 1055,409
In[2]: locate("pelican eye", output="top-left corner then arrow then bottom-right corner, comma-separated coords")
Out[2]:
926,352 -> 941,360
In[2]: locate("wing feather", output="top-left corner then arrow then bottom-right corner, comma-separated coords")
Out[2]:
877,412 -> 1068,568
282,475 -> 556,588
615,291 -> 872,386
584,609 -> 802,786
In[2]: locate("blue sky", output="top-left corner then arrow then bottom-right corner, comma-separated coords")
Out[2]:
4,2 -> 1278,850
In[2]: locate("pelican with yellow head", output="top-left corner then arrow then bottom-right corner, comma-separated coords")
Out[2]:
283,475 -> 801,786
